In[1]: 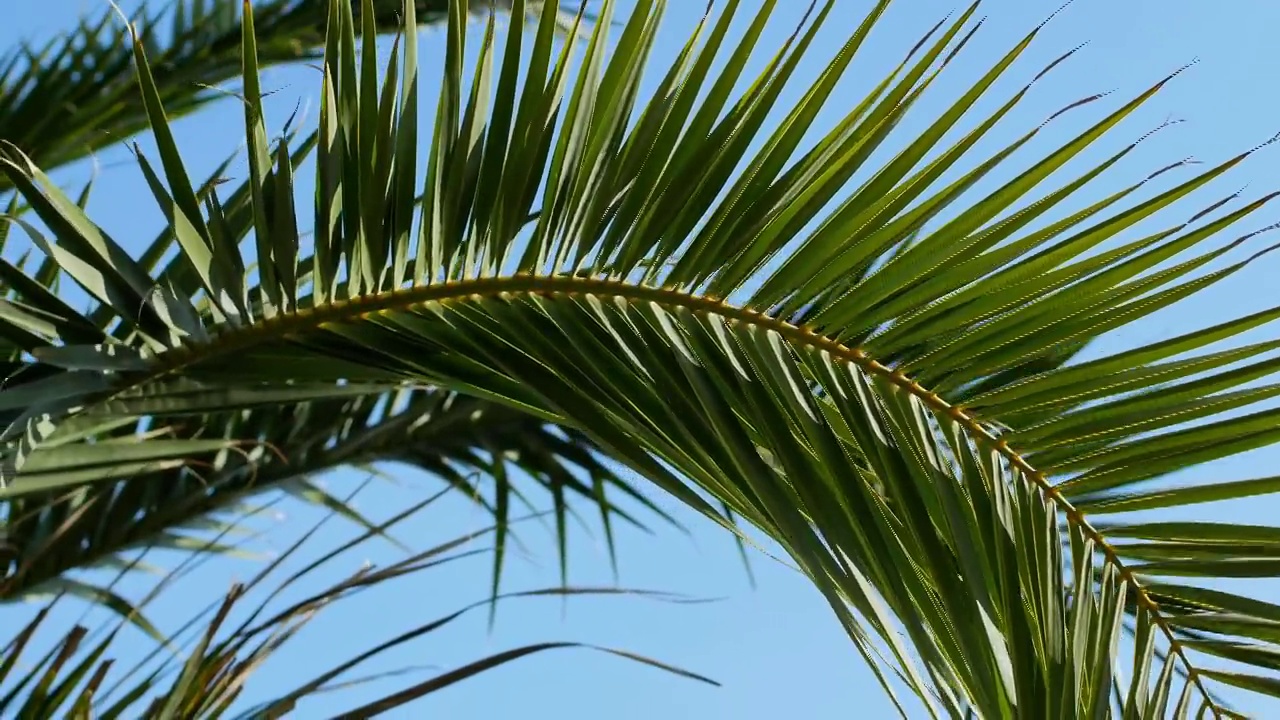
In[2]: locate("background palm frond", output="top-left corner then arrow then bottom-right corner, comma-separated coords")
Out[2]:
0,0 -> 586,188
0,493 -> 709,718
0,384 -> 671,604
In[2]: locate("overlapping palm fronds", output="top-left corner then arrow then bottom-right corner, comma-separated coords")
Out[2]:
0,0 -> 583,184
0,123 -> 671,614
0,488 -> 710,717
1,0 -> 674,615
5,0 -> 1280,715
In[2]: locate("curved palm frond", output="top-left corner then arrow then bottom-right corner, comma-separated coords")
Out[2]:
0,216 -> 670,622
4,0 -> 1280,715
0,70 -> 675,614
0,0 -> 584,186
0,490 -> 710,718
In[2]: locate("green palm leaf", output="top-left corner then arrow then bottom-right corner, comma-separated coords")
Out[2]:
0,0 -> 584,187
0,492 -> 709,717
0,148 -> 668,613
0,383 -> 669,603
1,2 -> 671,612
5,0 -> 1280,714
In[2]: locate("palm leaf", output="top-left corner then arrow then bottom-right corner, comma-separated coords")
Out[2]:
0,0 -> 585,187
0,385 -> 670,604
5,0 -> 1280,714
0,96 -> 675,615
0,486 -> 710,717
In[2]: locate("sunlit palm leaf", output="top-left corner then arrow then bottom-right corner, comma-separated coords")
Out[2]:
4,0 -> 1280,715
0,79 -> 673,613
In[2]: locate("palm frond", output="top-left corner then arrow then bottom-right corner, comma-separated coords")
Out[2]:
0,486 -> 710,717
0,0 -> 585,186
5,0 -> 1280,714
0,88 -> 674,617
0,385 -> 669,606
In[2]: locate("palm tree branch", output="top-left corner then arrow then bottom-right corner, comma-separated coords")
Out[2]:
28,267 -> 1236,705
0,498 -> 707,717
0,18 -> 664,610
6,0 -> 1280,713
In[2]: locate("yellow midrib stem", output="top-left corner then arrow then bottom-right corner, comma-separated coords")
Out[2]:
135,273 -> 1217,714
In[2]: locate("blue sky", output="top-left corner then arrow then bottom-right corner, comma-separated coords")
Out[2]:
7,0 -> 1280,717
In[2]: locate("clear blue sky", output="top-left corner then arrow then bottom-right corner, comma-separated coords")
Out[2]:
7,0 -> 1280,717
